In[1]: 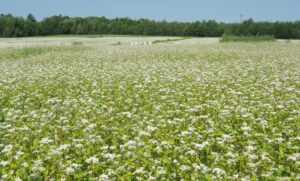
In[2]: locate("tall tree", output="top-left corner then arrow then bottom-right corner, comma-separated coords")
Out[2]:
24,13 -> 38,36
0,14 -> 299,39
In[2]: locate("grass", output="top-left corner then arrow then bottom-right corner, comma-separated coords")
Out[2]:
152,37 -> 191,44
0,46 -> 88,61
50,34 -> 104,38
220,34 -> 276,42
71,41 -> 84,46
111,41 -> 122,46
0,37 -> 299,180
46,34 -> 177,38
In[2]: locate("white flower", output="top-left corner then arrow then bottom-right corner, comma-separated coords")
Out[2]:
134,167 -> 146,174
180,165 -> 190,171
246,145 -> 256,152
100,146 -> 109,150
156,166 -> 166,175
120,140 -> 136,149
15,177 -> 22,181
146,126 -> 157,132
276,105 -> 284,109
21,162 -> 29,168
80,119 -> 89,124
14,150 -> 25,160
0,160 -> 9,166
58,144 -> 70,151
248,154 -> 258,160
208,120 -> 215,125
85,157 -> 99,164
70,163 -> 81,169
32,165 -> 45,172
225,152 -> 236,158
65,167 -> 75,175
288,153 -> 300,161
147,175 -> 156,180
39,138 -> 53,145
192,163 -> 201,170
99,174 -> 109,181
2,144 -> 13,153
139,130 -> 151,137
103,153 -> 116,159
1,174 -> 9,179
121,112 -> 132,118
75,144 -> 83,148
194,141 -> 209,150
186,150 -> 197,156
212,168 -> 226,175
241,126 -> 251,131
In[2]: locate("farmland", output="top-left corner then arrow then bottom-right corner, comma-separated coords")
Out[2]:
0,37 -> 300,180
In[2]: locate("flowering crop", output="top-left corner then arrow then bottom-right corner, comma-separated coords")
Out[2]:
0,38 -> 300,180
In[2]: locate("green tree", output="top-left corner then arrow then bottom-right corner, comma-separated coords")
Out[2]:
24,13 -> 39,36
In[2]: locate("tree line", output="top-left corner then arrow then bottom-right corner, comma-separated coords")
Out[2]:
0,13 -> 299,39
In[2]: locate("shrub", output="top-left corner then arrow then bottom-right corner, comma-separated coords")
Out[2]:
220,34 -> 275,42
71,41 -> 83,46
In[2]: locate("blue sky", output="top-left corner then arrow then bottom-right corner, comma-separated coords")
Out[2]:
0,0 -> 299,22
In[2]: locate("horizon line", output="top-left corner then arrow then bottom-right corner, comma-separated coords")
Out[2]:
2,13 -> 300,24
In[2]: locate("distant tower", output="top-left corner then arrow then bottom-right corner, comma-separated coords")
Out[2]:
240,13 -> 244,23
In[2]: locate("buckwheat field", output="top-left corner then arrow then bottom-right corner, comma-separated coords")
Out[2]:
0,37 -> 300,180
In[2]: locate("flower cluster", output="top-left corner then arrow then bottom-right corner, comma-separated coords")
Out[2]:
0,38 -> 300,180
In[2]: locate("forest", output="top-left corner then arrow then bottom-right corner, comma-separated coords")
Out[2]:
0,13 -> 299,39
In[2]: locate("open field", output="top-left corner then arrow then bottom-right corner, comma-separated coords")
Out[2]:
0,37 -> 300,180
0,36 -> 182,48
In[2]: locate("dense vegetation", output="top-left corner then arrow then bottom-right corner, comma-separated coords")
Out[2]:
0,14 -> 300,39
220,35 -> 275,42
1,38 -> 300,180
